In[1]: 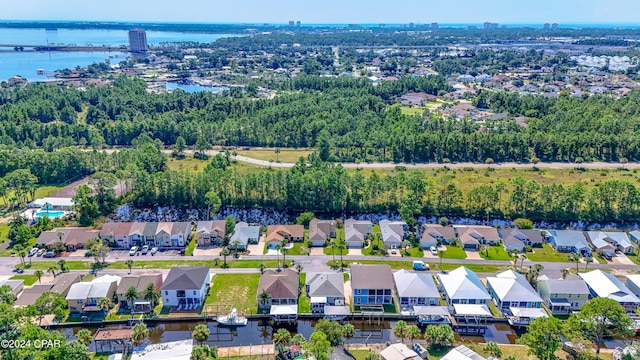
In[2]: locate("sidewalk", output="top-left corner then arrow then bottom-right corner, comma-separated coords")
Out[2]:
217,344 -> 275,357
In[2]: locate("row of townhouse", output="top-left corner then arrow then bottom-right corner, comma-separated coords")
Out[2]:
100,222 -> 192,248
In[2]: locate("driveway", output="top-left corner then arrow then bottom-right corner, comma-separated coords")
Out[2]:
347,248 -> 361,256
343,280 -> 352,306
193,247 -> 220,256
310,247 -> 325,256
612,254 -> 636,265
465,251 -> 484,260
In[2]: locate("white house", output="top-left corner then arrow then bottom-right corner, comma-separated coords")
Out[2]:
394,269 -> 440,311
379,220 -> 407,249
161,267 -> 211,308
579,270 -> 640,313
436,267 -> 491,306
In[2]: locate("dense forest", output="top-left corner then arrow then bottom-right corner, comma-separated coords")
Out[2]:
3,77 -> 640,163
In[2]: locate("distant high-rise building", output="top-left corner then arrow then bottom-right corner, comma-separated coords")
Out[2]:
409,22 -> 415,28
379,23 -> 386,28
128,28 -> 147,53
551,23 -> 559,30
483,22 -> 499,29
288,20 -> 295,26
543,23 -> 551,30
431,22 -> 439,29
296,21 -> 301,27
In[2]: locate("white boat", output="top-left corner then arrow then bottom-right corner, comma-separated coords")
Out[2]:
216,308 -> 248,326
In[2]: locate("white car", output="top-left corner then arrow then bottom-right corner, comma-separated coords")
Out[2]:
141,245 -> 149,254
430,246 -> 438,256
36,249 -> 46,257
391,249 -> 397,255
129,246 -> 139,256
150,247 -> 159,256
28,248 -> 38,257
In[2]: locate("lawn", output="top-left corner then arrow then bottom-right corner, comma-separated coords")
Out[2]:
287,242 -> 309,256
185,237 -> 197,256
403,246 -> 424,258
441,244 -> 467,259
166,157 -> 210,172
10,274 -> 38,286
398,106 -> 426,116
362,237 -> 386,257
0,223 -> 9,243
298,273 -> 311,313
0,237 -> 37,256
235,148 -> 313,163
205,274 -> 260,315
29,259 -> 291,271
323,245 -> 348,256
479,246 -> 512,260
525,244 -> 572,263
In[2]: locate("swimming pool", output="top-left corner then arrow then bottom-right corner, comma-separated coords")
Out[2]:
35,211 -> 65,218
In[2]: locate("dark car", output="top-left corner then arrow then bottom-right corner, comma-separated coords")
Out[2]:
43,251 -> 57,258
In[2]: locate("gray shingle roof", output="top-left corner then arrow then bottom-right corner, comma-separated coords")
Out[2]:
161,267 -> 210,291
351,264 -> 393,289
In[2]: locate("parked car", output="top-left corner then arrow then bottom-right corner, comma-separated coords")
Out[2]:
391,249 -> 397,255
413,260 -> 429,270
28,248 -> 38,257
36,249 -> 46,257
141,245 -> 149,255
179,248 -> 186,255
129,246 -> 139,256
43,251 -> 56,258
430,246 -> 438,256
150,247 -> 159,256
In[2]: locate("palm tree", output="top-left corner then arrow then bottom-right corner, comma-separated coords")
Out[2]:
394,320 -> 409,343
98,297 -> 112,313
274,147 -> 281,162
275,244 -> 282,270
56,231 -> 65,246
57,259 -> 67,273
231,240 -> 241,258
131,322 -> 149,346
438,250 -> 445,270
14,244 -> 26,266
258,263 -> 266,274
406,325 -> 422,345
568,253 -> 581,272
291,333 -> 306,346
34,270 -> 43,284
281,247 -> 289,268
337,239 -> 346,270
562,268 -> 570,279
125,259 -> 134,274
221,248 -> 230,267
76,328 -> 93,346
143,283 -> 161,309
519,254 -> 527,269
125,286 -> 139,312
584,256 -> 593,271
259,290 -> 271,306
192,324 -> 210,346
272,328 -> 291,354
48,265 -> 57,278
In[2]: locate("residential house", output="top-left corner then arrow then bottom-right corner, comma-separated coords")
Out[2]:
537,278 -> 590,315
266,224 -> 304,249
308,219 -> 336,247
0,279 -> 24,297
579,270 -> 640,312
625,275 -> 640,298
66,275 -> 120,313
100,222 -> 134,248
485,270 -> 544,313
586,231 -> 635,256
36,227 -> 100,251
116,273 -> 163,313
344,218 -> 372,248
379,220 -> 408,249
420,224 -> 456,249
15,273 -> 81,307
161,267 -> 211,308
455,226 -> 501,250
380,343 -> 421,360
305,272 -> 345,313
441,345 -> 487,360
436,267 -> 491,306
195,221 -> 226,247
629,230 -> 640,243
169,222 -> 192,247
394,269 -> 440,311
229,222 -> 260,251
547,230 -> 592,256
257,268 -> 299,310
351,264 -> 394,307
500,228 -> 543,252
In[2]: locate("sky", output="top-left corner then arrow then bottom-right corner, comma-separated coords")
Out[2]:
2,0 -> 640,25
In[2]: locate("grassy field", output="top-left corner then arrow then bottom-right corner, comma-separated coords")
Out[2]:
235,148 -> 313,163
10,274 -> 39,286
398,106 -> 426,116
403,246 -> 424,257
323,245 -> 348,256
479,245 -> 512,260
205,274 -> 260,315
298,273 -> 311,313
0,223 -> 9,243
525,244 -> 571,263
441,244 -> 467,259
0,185 -> 63,206
185,237 -> 197,256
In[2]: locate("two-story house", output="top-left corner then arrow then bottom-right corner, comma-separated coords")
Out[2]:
537,277 -> 590,315
195,220 -> 226,247
66,275 -> 120,313
394,269 -> 440,311
485,270 -> 543,312
436,266 -> 491,306
579,270 -> 640,313
100,222 -> 134,248
257,268 -> 300,311
116,273 -> 163,313
351,264 -> 394,307
305,272 -> 345,313
161,267 -> 211,309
